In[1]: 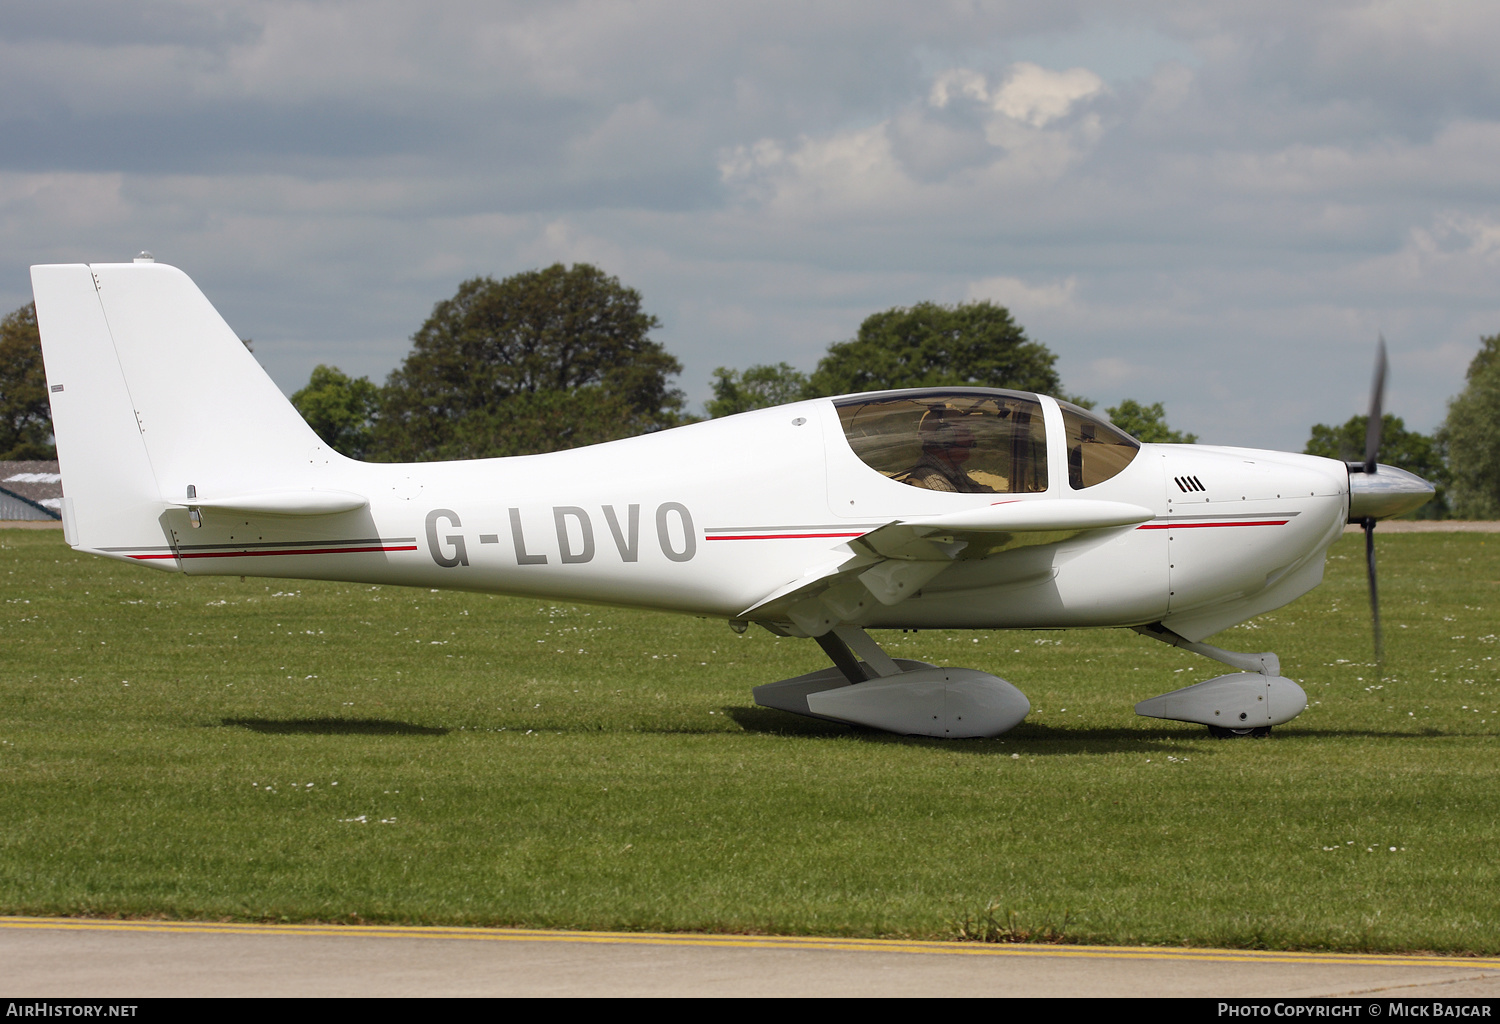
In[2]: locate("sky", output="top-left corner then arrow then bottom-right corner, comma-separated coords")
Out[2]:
3,0 -> 1499,451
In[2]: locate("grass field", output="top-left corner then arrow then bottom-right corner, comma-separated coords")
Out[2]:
1,526 -> 1496,951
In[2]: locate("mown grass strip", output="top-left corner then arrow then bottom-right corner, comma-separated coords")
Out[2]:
0,528 -> 1496,951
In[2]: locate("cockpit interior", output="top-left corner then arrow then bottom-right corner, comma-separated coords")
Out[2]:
835,390 -> 1141,493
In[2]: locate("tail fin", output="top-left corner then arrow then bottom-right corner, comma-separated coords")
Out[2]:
31,261 -> 331,562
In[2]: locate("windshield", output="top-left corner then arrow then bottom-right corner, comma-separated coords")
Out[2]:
1058,401 -> 1140,489
835,390 -> 1048,493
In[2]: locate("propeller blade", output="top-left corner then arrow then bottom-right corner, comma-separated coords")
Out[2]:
1363,516 -> 1383,670
1364,336 -> 1387,475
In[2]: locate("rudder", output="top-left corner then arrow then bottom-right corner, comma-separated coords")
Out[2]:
31,264 -> 168,561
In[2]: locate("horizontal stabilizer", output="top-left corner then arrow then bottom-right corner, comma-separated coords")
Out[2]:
175,490 -> 369,516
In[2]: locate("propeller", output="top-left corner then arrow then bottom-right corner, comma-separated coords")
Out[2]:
1364,337 -> 1386,476
1353,337 -> 1387,671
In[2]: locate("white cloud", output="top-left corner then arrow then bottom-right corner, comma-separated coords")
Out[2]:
966,275 -> 1078,314
718,59 -> 1109,227
928,68 -> 991,110
991,63 -> 1105,128
930,63 -> 1105,128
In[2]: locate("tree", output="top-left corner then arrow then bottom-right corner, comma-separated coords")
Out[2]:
0,303 -> 55,460
705,363 -> 809,417
806,300 -> 1062,398
374,264 -> 684,461
1107,399 -> 1198,444
434,387 -> 650,458
1440,334 -> 1500,519
1305,413 -> 1450,518
291,365 -> 379,460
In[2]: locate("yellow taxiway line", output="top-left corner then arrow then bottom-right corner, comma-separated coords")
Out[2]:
3,916 -> 1495,970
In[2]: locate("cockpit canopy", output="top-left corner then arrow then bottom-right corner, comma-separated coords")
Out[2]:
1056,399 -> 1141,490
834,389 -> 1140,493
835,390 -> 1048,494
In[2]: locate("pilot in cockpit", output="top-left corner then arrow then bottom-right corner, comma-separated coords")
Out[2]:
897,407 -> 996,493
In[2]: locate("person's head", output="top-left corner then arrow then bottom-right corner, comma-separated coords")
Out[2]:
919,408 -> 976,463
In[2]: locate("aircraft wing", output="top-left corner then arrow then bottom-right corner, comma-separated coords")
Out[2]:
740,499 -> 1153,634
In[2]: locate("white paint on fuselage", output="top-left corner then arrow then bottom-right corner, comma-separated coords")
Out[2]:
169,405 -> 1350,640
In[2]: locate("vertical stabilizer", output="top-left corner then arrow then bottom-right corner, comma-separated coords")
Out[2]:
31,261 -> 333,564
87,262 -> 328,498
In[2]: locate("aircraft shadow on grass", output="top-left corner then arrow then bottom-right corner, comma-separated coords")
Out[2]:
726,707 -> 1466,750
728,706 -> 1191,753
222,717 -> 450,736
218,711 -> 1465,746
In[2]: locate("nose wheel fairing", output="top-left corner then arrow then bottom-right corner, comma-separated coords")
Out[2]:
1134,672 -> 1307,731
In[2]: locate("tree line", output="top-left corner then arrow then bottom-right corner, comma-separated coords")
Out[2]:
288,267 -> 1202,461
1,264 -> 1496,517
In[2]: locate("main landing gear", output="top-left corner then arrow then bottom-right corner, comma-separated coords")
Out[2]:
752,625 -> 1030,738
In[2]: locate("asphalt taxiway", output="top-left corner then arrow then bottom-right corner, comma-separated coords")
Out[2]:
4,918 -> 1500,997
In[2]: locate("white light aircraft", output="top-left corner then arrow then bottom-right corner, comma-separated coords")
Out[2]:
30,258 -> 1435,738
